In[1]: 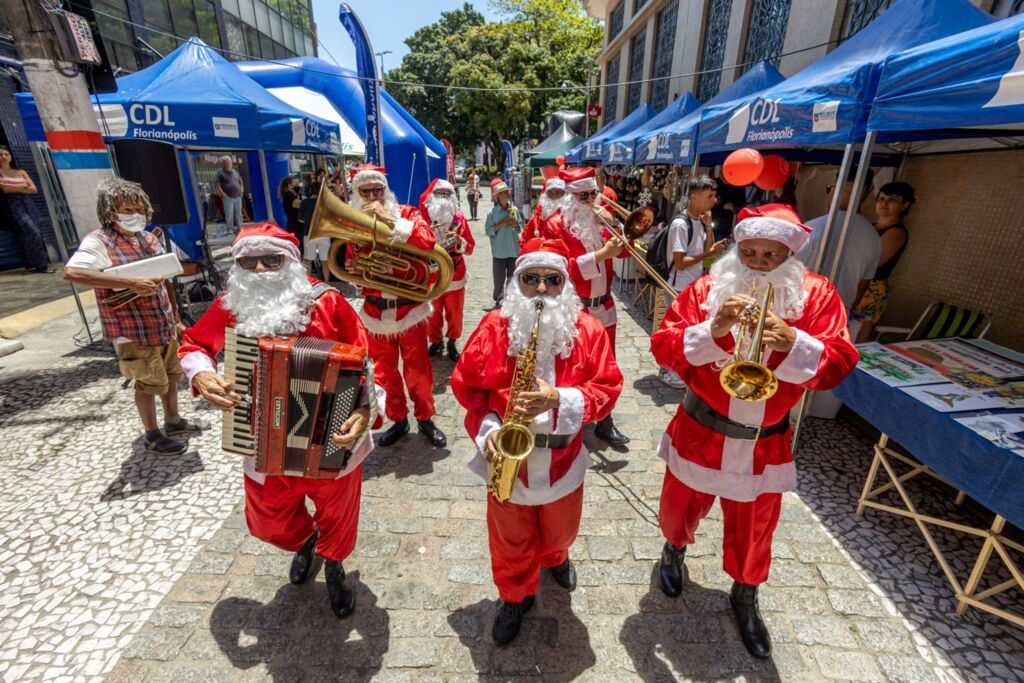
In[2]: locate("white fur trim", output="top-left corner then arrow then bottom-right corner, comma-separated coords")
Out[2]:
565,177 -> 598,193
389,216 -> 414,244
180,350 -> 216,384
545,179 -> 566,193
448,277 -> 466,291
514,252 -> 568,276
576,252 -> 602,280
231,236 -> 301,262
734,216 -> 809,254
360,301 -> 433,337
467,441 -> 589,506
242,456 -> 266,484
683,319 -> 732,366
553,387 -> 584,435
586,301 -> 617,328
774,328 -> 824,385
433,179 -> 454,193
657,432 -> 796,502
351,170 -> 387,189
473,412 -> 503,457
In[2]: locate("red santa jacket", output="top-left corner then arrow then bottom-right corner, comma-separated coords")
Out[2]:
552,218 -> 616,328
451,310 -> 623,506
651,272 -> 859,502
177,279 -> 383,482
359,205 -> 437,336
520,207 -> 564,247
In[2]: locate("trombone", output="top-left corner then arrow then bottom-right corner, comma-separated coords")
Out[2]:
589,196 -> 676,297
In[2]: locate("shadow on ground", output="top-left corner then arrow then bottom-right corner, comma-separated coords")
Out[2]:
101,436 -> 204,501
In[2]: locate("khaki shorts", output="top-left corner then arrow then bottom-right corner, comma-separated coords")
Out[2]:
117,339 -> 184,395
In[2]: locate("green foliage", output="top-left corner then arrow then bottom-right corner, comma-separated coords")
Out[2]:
385,0 -> 601,167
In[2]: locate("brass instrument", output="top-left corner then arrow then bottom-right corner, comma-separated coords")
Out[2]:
489,299 -> 543,502
719,282 -> 779,402
589,196 -> 677,297
307,182 -> 454,302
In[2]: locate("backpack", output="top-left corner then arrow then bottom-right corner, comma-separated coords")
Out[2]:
645,214 -> 690,283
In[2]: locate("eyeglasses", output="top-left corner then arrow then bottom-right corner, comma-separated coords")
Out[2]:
433,190 -> 454,198
237,254 -> 285,271
358,186 -> 385,198
519,272 -> 564,288
575,191 -> 598,200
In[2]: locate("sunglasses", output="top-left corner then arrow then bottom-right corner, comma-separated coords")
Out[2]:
237,254 -> 285,271
575,191 -> 598,200
519,272 -> 564,288
358,186 -> 385,198
433,190 -> 454,198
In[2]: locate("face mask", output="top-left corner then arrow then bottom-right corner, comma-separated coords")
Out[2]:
117,213 -> 146,232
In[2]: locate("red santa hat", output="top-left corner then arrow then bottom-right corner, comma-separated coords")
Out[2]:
230,222 -> 301,262
734,203 -> 812,254
350,163 -> 388,189
514,238 -> 570,277
559,166 -> 597,194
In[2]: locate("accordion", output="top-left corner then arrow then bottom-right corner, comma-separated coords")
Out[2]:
222,328 -> 374,478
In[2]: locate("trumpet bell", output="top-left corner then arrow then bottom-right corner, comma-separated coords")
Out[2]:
719,360 -> 779,401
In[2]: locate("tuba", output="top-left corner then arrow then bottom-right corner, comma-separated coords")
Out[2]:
489,299 -> 543,502
719,282 -> 779,402
307,182 -> 453,302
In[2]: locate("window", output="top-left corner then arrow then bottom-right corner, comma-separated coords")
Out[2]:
237,0 -> 256,26
841,0 -> 894,40
270,11 -> 283,43
626,31 -> 646,112
222,0 -> 239,16
742,0 -> 792,69
650,0 -> 678,111
604,51 -> 621,122
195,0 -> 221,49
633,0 -> 649,12
168,0 -> 198,38
139,0 -> 173,30
243,23 -> 260,58
224,14 -> 246,59
259,31 -> 274,59
255,0 -> 271,34
94,0 -> 139,72
696,0 -> 732,102
609,2 -> 625,41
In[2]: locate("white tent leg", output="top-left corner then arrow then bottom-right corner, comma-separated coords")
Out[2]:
810,143 -> 855,275
258,151 -> 273,221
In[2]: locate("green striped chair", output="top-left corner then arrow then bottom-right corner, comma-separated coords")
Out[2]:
876,302 -> 991,342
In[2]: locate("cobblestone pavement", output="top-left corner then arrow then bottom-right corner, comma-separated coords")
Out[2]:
0,194 -> 1020,682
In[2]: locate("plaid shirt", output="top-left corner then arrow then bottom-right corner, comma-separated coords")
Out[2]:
91,226 -> 176,346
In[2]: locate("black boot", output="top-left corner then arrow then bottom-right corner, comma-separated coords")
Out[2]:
377,418 -> 410,447
417,419 -> 447,448
549,558 -> 576,591
325,560 -> 356,619
730,582 -> 772,659
446,339 -> 460,362
594,415 -> 630,446
492,595 -> 535,645
658,541 -> 686,597
428,341 -> 443,357
289,529 -> 318,585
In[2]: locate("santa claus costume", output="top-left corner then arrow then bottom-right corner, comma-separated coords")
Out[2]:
519,178 -> 566,247
552,166 -> 630,446
451,239 -> 623,645
651,205 -> 858,657
413,178 -> 475,362
179,223 -> 383,619
348,164 -> 447,449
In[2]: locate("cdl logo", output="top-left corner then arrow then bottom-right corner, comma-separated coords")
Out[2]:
750,98 -> 781,125
305,119 -> 320,139
129,104 -> 175,126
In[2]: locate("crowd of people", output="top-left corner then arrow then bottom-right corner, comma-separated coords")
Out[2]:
55,156 -> 922,657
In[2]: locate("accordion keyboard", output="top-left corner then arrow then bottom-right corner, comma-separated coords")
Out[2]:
222,327 -> 258,455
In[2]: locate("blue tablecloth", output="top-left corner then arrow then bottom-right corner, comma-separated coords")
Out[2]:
834,369 -> 1024,528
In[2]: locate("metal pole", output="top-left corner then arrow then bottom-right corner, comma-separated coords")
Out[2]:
258,151 -> 274,220
690,153 -> 701,178
585,59 -> 594,138
826,131 -> 876,283
69,283 -> 96,344
810,143 -> 855,275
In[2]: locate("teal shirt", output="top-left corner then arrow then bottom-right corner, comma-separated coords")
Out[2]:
485,204 -> 522,259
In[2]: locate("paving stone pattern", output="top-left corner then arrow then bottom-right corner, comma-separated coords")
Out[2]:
0,194 -> 1020,682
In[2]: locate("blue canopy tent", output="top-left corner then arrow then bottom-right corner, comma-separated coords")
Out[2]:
600,93 -> 701,165
634,62 -> 785,167
238,58 -> 447,206
564,118 -> 617,164
579,103 -> 656,162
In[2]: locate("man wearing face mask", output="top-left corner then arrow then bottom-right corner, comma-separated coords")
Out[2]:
63,177 -> 201,455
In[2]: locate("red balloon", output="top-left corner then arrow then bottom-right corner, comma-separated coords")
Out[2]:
753,155 -> 790,190
723,148 -> 764,186
555,155 -> 565,166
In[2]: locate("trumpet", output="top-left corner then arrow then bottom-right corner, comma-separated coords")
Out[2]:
588,197 -> 677,297
719,282 -> 779,402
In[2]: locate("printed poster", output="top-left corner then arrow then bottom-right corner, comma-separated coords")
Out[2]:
855,342 -> 946,387
955,412 -> 1024,456
900,383 -> 1005,413
888,339 -> 1024,389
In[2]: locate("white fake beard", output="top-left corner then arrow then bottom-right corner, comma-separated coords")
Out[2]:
560,196 -> 604,251
501,277 -> 582,366
224,260 -> 315,338
425,193 -> 458,230
539,194 -> 561,220
350,187 -> 402,222
703,247 -> 808,323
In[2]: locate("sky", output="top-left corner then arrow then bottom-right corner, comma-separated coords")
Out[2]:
311,0 -> 503,74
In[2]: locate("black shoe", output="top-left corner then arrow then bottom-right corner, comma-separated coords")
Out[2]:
163,416 -> 205,437
289,530 -> 318,585
325,560 -> 356,619
492,595 -> 535,645
428,341 -> 443,357
658,541 -> 686,597
417,419 -> 447,448
549,558 -> 576,591
730,582 -> 772,659
144,433 -> 188,456
377,418 -> 410,447
446,339 -> 460,362
594,416 -> 630,446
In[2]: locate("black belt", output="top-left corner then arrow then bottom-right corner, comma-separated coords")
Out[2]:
682,390 -> 789,441
533,433 -> 572,450
365,296 -> 418,310
582,293 -> 611,308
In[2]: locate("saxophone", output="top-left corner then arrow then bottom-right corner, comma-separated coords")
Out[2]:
489,299 -> 544,502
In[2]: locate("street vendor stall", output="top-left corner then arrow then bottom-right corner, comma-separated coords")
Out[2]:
601,93 -> 700,165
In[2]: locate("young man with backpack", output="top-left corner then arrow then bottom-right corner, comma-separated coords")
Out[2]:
652,176 -> 727,388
